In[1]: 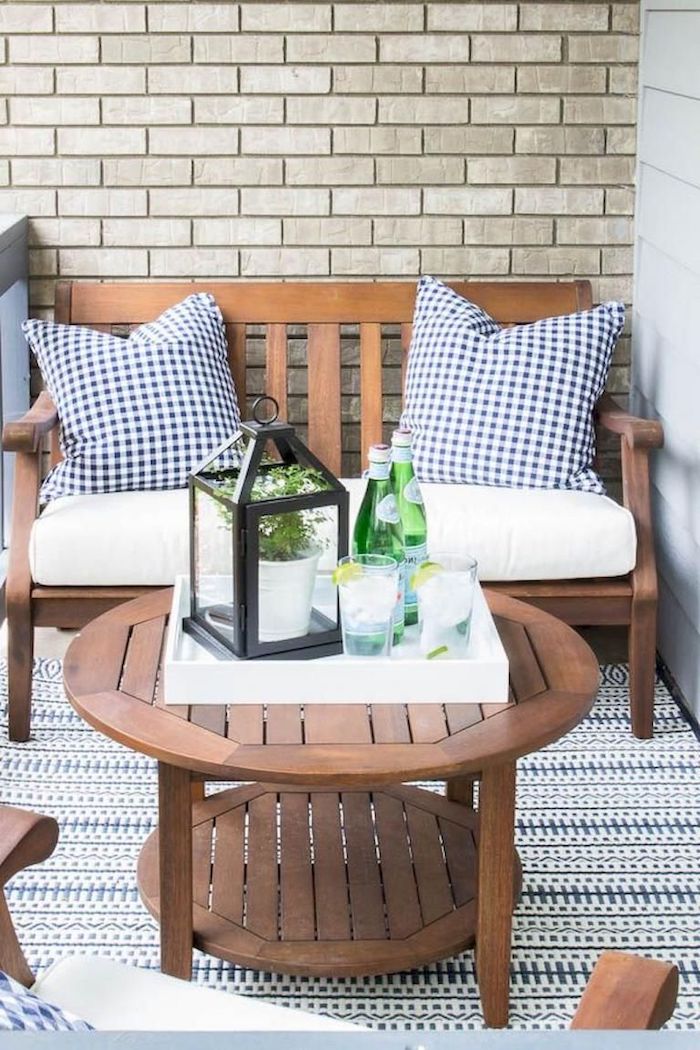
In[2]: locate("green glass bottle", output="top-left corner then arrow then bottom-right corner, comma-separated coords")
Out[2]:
390,428 -> 427,627
352,443 -> 406,644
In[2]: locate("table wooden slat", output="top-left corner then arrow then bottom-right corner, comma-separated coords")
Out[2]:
245,793 -> 279,941
407,703 -> 448,743
280,793 -> 315,941
370,704 -> 411,743
210,807 -> 245,926
265,705 -> 302,744
193,819 -> 213,909
121,616 -> 165,703
342,793 -> 386,940
439,815 -> 477,908
498,618 -> 547,702
304,704 -> 372,744
65,621 -> 130,696
405,803 -> 455,925
373,792 -> 422,939
311,793 -> 351,941
189,705 -> 227,735
445,703 -> 483,735
227,705 -> 264,744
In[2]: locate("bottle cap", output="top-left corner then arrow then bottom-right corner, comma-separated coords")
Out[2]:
368,443 -> 391,463
392,428 -> 412,447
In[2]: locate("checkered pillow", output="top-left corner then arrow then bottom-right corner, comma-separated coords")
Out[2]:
0,971 -> 92,1031
401,276 -> 624,493
23,293 -> 241,503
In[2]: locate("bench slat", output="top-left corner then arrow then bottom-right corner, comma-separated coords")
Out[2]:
400,322 -> 412,401
226,323 -> 247,413
264,323 -> 288,421
360,323 -> 383,468
307,323 -> 341,474
62,280 -> 589,326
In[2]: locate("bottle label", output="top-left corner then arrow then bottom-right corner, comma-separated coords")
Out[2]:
391,445 -> 413,463
393,561 -> 406,631
376,494 -> 400,524
404,541 -> 428,614
403,477 -> 424,505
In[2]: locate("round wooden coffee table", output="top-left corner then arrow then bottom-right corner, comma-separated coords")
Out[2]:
64,588 -> 599,1028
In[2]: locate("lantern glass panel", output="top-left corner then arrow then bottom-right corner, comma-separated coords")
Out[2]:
192,482 -> 235,650
253,503 -> 339,647
186,396 -> 348,659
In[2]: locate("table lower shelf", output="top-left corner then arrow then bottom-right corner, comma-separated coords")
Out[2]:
137,782 -> 521,977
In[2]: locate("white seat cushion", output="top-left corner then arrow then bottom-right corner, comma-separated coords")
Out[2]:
33,956 -> 362,1032
29,479 -> 636,587
30,489 -> 191,586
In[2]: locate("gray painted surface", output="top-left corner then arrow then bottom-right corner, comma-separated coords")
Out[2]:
0,215 -> 30,553
0,1034 -> 694,1049
633,2 -> 700,717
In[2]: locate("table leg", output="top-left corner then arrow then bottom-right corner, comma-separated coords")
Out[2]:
158,762 -> 193,979
476,761 -> 516,1028
446,776 -> 474,808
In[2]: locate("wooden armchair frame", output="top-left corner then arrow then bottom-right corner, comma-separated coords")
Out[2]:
3,280 -> 662,743
0,805 -> 678,1028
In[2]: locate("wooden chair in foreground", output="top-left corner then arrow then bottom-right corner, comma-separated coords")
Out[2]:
0,804 -> 679,1030
570,950 -> 679,1030
2,280 -> 663,742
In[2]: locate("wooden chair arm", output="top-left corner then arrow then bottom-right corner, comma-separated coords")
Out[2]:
2,391 -> 59,454
596,393 -> 663,450
571,950 -> 678,1029
0,806 -> 59,887
0,808 -> 58,987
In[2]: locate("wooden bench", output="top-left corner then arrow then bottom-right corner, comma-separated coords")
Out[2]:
3,279 -> 663,742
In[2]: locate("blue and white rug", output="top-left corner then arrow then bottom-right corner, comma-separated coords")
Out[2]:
1,659 -> 699,1030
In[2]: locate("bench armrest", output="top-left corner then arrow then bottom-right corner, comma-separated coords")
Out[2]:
596,395 -> 663,611
2,392 -> 59,453
0,807 -> 58,987
0,806 -> 58,887
596,393 -> 663,450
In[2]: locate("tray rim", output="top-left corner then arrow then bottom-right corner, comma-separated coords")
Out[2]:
163,575 -> 509,706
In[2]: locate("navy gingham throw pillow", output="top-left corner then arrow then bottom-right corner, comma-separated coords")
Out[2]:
0,971 -> 92,1031
23,293 -> 241,503
401,276 -> 624,494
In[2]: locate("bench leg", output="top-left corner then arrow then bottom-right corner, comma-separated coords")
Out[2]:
629,600 -> 656,740
7,607 -> 34,742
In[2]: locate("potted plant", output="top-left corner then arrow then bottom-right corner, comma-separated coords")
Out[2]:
219,465 -> 331,642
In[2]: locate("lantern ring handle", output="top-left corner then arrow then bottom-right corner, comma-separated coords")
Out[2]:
252,395 -> 279,425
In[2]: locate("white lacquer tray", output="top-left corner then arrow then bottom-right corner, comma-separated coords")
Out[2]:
163,575 -> 509,705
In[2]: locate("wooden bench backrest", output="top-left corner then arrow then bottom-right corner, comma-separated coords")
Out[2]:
55,280 -> 593,475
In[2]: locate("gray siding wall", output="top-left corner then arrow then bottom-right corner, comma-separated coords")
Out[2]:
634,1 -> 700,716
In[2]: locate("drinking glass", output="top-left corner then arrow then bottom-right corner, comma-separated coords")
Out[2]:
417,553 -> 478,659
337,554 -> 399,657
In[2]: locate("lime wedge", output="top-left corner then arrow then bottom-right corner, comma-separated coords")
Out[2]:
410,560 -> 444,590
332,562 -> 363,586
426,645 -> 449,660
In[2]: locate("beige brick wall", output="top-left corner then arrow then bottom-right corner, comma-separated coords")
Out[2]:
1,1 -> 639,479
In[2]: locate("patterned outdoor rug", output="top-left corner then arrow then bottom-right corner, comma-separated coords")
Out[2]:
1,658 -> 699,1030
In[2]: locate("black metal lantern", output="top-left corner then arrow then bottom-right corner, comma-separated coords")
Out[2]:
184,395 -> 349,660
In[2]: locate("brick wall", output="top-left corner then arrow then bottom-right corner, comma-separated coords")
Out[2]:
0,2 -> 639,479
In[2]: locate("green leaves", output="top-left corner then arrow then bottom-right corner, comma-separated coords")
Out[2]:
218,465 -> 332,562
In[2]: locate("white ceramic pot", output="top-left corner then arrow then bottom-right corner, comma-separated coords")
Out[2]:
257,549 -> 321,642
